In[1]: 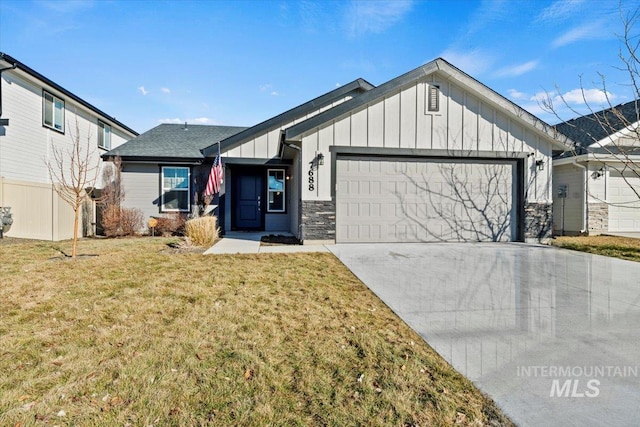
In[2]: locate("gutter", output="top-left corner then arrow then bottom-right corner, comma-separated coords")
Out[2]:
0,52 -> 138,136
571,159 -> 588,234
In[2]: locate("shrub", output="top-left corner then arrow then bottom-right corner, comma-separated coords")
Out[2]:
101,206 -> 144,237
185,216 -> 219,247
154,213 -> 187,236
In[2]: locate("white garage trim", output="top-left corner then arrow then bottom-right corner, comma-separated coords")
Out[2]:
335,155 -> 521,243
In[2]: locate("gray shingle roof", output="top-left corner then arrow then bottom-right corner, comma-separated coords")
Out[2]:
103,124 -> 247,161
555,99 -> 640,151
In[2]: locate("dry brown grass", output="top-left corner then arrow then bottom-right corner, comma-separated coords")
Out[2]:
0,237 -> 512,426
551,235 -> 640,262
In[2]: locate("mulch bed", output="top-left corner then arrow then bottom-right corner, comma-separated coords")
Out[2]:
260,234 -> 302,246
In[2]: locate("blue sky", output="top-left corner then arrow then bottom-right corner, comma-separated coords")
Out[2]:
1,0 -> 637,134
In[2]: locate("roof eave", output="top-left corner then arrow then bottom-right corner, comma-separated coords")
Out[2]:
284,58 -> 573,151
0,51 -> 138,137
202,78 -> 375,157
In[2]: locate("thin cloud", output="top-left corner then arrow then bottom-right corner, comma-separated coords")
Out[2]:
36,0 -> 95,14
561,88 -> 616,105
138,86 -> 148,96
259,84 -> 273,92
535,0 -> 584,23
158,117 -> 218,125
161,87 -> 171,94
531,88 -> 616,107
346,0 -> 413,38
440,48 -> 495,77
464,0 -> 511,37
507,88 -> 528,100
495,60 -> 539,77
552,20 -> 610,48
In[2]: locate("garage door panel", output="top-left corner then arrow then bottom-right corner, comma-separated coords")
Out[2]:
336,157 -> 516,243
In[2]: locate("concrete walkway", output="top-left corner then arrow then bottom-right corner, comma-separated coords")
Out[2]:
203,231 -> 330,254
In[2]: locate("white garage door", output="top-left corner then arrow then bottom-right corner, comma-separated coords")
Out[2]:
608,170 -> 640,231
336,157 -> 517,243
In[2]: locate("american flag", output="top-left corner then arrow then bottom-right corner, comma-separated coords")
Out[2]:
204,154 -> 223,196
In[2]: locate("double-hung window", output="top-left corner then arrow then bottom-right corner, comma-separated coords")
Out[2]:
267,169 -> 285,212
43,91 -> 65,132
98,120 -> 111,150
161,167 -> 190,212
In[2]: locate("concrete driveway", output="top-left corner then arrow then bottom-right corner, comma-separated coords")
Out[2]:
328,243 -> 640,427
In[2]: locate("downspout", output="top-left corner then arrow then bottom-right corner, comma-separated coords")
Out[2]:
572,159 -> 588,234
283,141 -> 302,241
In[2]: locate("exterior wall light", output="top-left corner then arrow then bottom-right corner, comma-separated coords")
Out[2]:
317,153 -> 324,166
591,168 -> 604,179
535,159 -> 545,171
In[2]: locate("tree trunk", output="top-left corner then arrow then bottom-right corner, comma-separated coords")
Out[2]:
72,202 -> 80,258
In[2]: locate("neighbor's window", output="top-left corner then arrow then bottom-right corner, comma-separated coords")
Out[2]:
43,91 -> 65,132
427,84 -> 440,112
98,120 -> 111,150
161,167 -> 190,212
267,169 -> 285,212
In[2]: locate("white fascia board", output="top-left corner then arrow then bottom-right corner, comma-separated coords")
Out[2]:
554,153 -> 640,166
589,120 -> 640,148
435,60 -> 573,151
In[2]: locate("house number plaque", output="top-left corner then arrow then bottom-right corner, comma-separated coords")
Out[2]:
308,169 -> 315,191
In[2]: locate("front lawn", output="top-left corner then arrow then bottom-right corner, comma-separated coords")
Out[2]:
550,235 -> 640,262
0,237 -> 511,426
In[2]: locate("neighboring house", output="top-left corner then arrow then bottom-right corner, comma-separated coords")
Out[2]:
553,100 -> 640,235
0,52 -> 138,240
106,58 -> 569,243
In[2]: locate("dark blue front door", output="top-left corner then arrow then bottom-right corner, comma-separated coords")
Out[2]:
234,172 -> 263,230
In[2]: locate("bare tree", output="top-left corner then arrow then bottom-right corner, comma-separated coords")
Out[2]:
394,162 -> 515,242
542,6 -> 640,199
46,116 -> 100,258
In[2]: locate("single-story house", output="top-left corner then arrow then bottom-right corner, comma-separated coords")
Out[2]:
104,58 -> 570,243
553,99 -> 640,235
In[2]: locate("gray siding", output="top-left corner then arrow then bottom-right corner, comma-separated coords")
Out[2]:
121,163 -> 161,224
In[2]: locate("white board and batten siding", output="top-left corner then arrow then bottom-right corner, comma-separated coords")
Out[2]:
295,75 -> 555,242
224,95 -> 358,159
300,76 -> 553,203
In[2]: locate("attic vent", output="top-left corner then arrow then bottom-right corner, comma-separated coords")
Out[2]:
427,84 -> 440,112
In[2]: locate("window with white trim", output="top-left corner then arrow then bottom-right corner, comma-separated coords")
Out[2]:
43,91 -> 65,132
267,169 -> 285,212
98,120 -> 111,150
161,167 -> 190,212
